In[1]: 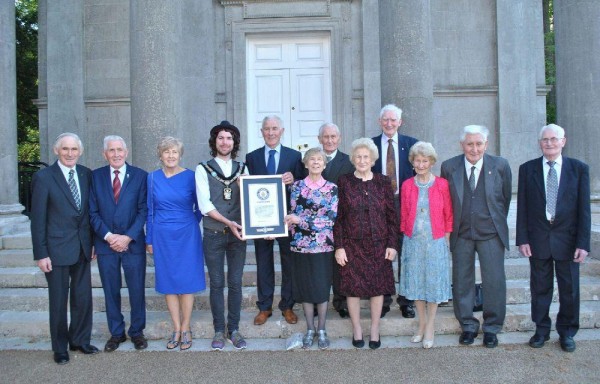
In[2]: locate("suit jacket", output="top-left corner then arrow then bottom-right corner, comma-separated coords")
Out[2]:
371,133 -> 418,185
245,145 -> 305,179
322,150 -> 354,185
440,153 -> 512,251
89,163 -> 148,255
516,156 -> 590,260
30,161 -> 93,265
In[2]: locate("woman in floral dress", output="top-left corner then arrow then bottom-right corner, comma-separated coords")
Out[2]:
285,147 -> 338,350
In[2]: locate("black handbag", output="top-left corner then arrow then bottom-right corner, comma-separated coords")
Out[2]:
473,283 -> 483,312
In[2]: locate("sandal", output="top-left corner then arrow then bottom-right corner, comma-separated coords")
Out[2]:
166,331 -> 181,350
180,330 -> 192,351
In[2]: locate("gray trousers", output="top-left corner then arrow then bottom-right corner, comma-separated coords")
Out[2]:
452,236 -> 506,334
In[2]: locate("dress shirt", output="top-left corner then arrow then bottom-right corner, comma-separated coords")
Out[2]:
263,143 -> 282,173
57,161 -> 81,193
381,132 -> 400,194
542,155 -> 563,220
110,164 -> 126,186
464,157 -> 484,188
324,149 -> 338,161
195,157 -> 246,215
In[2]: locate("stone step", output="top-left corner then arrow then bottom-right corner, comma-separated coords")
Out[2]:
1,300 -> 599,341
2,258 -> 599,289
1,275 -> 599,312
0,234 -> 32,250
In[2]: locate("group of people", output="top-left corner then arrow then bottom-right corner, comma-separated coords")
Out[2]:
30,103 -> 590,364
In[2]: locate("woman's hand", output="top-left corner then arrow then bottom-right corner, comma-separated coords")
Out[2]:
146,244 -> 153,255
385,247 -> 397,261
335,248 -> 348,266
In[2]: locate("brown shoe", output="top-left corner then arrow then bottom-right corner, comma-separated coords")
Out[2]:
282,309 -> 298,324
254,310 -> 272,325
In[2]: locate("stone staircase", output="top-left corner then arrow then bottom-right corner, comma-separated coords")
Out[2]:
1,204 -> 600,345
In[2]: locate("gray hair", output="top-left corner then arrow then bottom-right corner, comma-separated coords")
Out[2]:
409,141 -> 438,165
157,136 -> 184,158
539,123 -> 565,140
54,132 -> 84,155
318,123 -> 340,137
302,147 -> 327,166
350,137 -> 379,165
261,115 -> 284,129
379,104 -> 403,120
103,135 -> 127,151
460,125 -> 489,142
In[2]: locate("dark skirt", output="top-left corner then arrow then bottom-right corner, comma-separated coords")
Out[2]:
291,251 -> 334,303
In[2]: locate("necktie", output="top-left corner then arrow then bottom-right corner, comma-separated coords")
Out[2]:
469,166 -> 477,192
68,169 -> 81,210
546,161 -> 558,219
386,139 -> 397,192
326,156 -> 332,163
113,170 -> 121,203
267,149 -> 277,175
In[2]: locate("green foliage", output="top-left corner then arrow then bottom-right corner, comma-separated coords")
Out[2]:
544,0 -> 556,124
16,0 -> 39,162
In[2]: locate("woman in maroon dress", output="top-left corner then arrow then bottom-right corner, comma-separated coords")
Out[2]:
334,138 -> 399,349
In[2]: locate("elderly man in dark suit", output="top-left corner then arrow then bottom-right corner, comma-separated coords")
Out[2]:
246,115 -> 305,325
318,123 -> 354,318
89,135 -> 148,352
516,124 -> 590,352
31,133 -> 99,364
371,104 -> 418,318
440,125 -> 512,348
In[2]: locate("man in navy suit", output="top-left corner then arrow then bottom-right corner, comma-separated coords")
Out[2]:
371,104 -> 418,318
246,115 -> 305,325
319,123 -> 354,318
516,124 -> 590,352
89,136 -> 148,352
31,132 -> 99,364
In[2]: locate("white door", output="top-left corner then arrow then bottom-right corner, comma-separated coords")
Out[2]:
247,35 -> 332,154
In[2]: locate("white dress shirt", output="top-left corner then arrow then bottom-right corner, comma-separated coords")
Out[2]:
464,157 -> 484,188
57,161 -> 81,192
542,155 -> 562,220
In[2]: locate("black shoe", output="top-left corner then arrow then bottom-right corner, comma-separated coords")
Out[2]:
369,335 -> 381,350
338,309 -> 349,318
53,352 -> 69,365
352,337 -> 365,348
528,334 -> 550,348
483,332 -> 498,348
459,331 -> 478,345
104,335 -> 127,352
131,334 -> 148,350
400,305 -> 416,319
69,344 -> 100,355
380,306 -> 391,318
559,336 -> 576,352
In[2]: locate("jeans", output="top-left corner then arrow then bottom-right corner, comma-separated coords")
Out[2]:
203,229 -> 246,333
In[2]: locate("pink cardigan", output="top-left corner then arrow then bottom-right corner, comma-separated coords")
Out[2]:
400,176 -> 453,240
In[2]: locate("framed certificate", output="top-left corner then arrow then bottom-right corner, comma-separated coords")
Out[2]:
240,175 -> 288,239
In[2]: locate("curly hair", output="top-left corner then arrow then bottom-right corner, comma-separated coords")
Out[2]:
209,127 -> 240,159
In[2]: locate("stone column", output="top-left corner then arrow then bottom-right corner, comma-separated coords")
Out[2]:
0,0 -> 26,233
130,1 -> 179,171
378,0 -> 433,140
554,0 -> 600,193
496,0 -> 543,182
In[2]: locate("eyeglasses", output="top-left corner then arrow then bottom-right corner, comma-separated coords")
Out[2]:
540,137 -> 563,144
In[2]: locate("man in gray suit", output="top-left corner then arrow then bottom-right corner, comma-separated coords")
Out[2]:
440,125 -> 512,348
318,123 -> 354,318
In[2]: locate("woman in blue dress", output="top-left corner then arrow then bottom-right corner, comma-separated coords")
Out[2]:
146,137 -> 205,350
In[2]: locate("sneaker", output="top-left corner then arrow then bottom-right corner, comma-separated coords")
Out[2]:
317,330 -> 330,350
211,332 -> 226,351
227,330 -> 247,350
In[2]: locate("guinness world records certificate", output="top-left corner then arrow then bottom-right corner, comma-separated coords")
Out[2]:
240,175 -> 288,239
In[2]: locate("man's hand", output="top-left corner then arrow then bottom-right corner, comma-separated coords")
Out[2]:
107,234 -> 132,253
385,247 -> 397,261
282,171 -> 295,185
227,220 -> 244,241
37,257 -> 52,273
519,244 -> 532,258
574,248 -> 588,263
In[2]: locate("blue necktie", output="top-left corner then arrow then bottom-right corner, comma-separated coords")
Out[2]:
267,149 -> 276,175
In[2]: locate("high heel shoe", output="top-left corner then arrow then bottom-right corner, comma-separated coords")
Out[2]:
423,339 -> 434,349
180,330 -> 192,351
411,334 -> 424,343
166,331 -> 181,350
352,337 -> 365,348
369,335 -> 381,350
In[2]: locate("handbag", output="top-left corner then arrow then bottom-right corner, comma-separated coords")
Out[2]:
473,283 -> 483,312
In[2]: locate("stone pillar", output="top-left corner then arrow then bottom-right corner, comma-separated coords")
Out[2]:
130,1 -> 179,170
378,0 -> 433,140
496,0 -> 543,182
554,0 -> 600,193
0,0 -> 26,233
